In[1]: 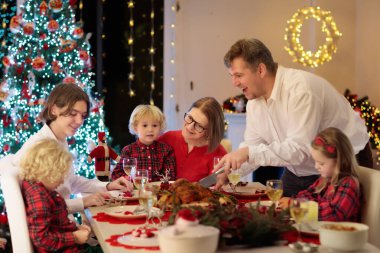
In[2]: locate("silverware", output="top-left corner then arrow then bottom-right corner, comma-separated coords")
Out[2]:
198,168 -> 225,187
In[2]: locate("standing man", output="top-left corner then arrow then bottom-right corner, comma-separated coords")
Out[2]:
215,38 -> 372,196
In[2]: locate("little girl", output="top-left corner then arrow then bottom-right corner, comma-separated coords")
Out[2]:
279,127 -> 361,221
111,105 -> 176,181
20,138 -> 93,252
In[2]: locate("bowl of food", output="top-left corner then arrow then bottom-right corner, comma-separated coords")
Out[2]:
158,221 -> 219,253
319,222 -> 368,251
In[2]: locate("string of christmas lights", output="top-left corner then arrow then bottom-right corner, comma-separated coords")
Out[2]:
127,0 -> 135,97
148,0 -> 155,105
345,90 -> 380,165
284,6 -> 342,68
169,1 -> 176,100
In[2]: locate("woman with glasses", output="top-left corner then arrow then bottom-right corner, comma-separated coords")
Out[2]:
10,83 -> 133,214
158,97 -> 227,182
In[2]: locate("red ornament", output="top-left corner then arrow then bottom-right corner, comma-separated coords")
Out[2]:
60,38 -> 77,52
51,60 -> 62,74
49,0 -> 63,13
25,57 -> 32,65
40,0 -> 48,15
16,64 -> 24,75
3,144 -> 10,153
2,56 -> 13,67
23,22 -> 35,35
2,115 -> 12,127
72,27 -> 84,39
9,15 -> 22,34
47,20 -> 59,32
79,50 -> 89,61
69,0 -> 78,6
62,76 -> 76,84
39,33 -> 47,40
32,57 -> 46,71
43,43 -> 49,50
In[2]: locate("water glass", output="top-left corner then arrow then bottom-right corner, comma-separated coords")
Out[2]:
132,169 -> 149,191
121,157 -> 137,179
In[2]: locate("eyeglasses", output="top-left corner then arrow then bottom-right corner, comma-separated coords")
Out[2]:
184,113 -> 206,133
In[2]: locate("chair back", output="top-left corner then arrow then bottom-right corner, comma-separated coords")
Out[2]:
0,169 -> 34,253
356,166 -> 380,248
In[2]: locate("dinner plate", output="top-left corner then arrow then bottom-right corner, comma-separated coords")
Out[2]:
104,205 -> 147,219
108,190 -> 139,201
117,232 -> 159,248
245,200 -> 274,208
222,185 -> 266,197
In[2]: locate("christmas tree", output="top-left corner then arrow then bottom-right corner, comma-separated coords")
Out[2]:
0,0 -> 107,178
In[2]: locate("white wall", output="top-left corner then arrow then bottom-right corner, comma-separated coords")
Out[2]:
164,0 -> 379,130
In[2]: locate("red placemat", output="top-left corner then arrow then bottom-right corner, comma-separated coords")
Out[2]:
282,230 -> 320,245
93,211 -> 171,225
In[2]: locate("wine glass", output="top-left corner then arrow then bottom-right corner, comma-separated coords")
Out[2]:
266,179 -> 283,208
289,198 -> 309,242
139,190 -> 154,226
227,170 -> 241,192
121,157 -> 137,180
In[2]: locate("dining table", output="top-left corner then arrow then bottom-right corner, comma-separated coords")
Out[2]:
84,182 -> 380,253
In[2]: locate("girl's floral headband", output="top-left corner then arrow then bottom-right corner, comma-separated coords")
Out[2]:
314,136 -> 336,154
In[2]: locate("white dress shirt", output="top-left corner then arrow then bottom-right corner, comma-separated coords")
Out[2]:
239,66 -> 369,177
11,124 -> 107,213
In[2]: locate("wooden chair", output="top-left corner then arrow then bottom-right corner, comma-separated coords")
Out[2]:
356,166 -> 380,248
0,166 -> 34,253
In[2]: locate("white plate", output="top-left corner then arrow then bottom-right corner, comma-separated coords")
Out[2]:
245,200 -> 274,208
222,185 -> 266,196
108,190 -> 139,200
104,205 -> 147,219
117,232 -> 159,247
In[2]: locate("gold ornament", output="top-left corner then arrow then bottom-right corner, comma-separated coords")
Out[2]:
284,6 -> 342,68
0,91 -> 8,101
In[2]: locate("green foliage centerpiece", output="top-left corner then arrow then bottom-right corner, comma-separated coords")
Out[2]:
168,196 -> 295,248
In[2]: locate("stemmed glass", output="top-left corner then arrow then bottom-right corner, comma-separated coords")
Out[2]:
227,170 -> 241,192
121,157 -> 137,181
139,190 -> 154,227
132,169 -> 149,193
266,179 -> 283,208
289,198 -> 309,242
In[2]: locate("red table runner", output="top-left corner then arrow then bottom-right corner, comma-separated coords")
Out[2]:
93,211 -> 171,225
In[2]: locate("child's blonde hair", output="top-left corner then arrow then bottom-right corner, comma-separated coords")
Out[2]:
19,138 -> 73,184
129,105 -> 166,135
311,127 -> 359,193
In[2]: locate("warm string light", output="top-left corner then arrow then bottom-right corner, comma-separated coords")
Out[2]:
345,90 -> 380,165
127,0 -> 135,97
79,0 -> 83,23
284,6 -> 342,68
169,0 -> 176,99
149,0 -> 155,105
